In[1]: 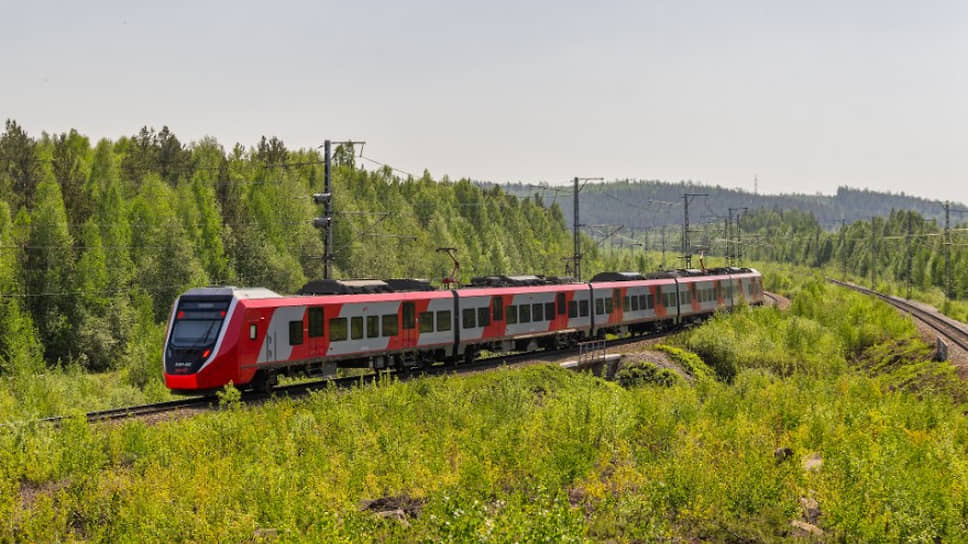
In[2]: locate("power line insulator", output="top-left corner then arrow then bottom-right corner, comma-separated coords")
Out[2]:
313,217 -> 331,229
313,192 -> 332,204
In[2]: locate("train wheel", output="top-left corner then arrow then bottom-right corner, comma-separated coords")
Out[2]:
251,370 -> 277,394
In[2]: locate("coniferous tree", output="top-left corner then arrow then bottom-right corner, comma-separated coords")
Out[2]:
0,201 -> 41,373
73,219 -> 119,370
25,175 -> 75,364
0,120 -> 42,210
50,129 -> 92,230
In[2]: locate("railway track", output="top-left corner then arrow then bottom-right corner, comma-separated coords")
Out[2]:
36,396 -> 215,425
828,279 -> 968,352
28,328 -> 677,426
32,296 -> 778,426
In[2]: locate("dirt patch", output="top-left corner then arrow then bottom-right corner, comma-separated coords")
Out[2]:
618,350 -> 695,383
19,478 -> 70,510
765,291 -> 791,311
360,493 -> 426,519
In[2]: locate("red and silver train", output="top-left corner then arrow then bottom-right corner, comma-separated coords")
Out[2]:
164,268 -> 763,393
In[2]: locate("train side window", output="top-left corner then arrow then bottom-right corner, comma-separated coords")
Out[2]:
289,320 -> 303,346
366,316 -> 379,338
249,323 -> 257,340
507,305 -> 518,324
544,302 -> 554,320
308,307 -> 324,337
638,294 -> 646,309
604,297 -> 613,314
492,298 -> 503,322
351,317 -> 363,340
567,300 -> 577,318
478,307 -> 490,327
419,312 -> 434,333
646,294 -> 653,309
631,296 -> 639,311
382,314 -> 398,336
623,296 -> 631,312
594,298 -> 602,315
579,300 -> 589,317
532,303 -> 544,322
436,310 -> 452,332
557,293 -> 566,315
463,308 -> 476,329
329,318 -> 347,341
520,304 -> 531,323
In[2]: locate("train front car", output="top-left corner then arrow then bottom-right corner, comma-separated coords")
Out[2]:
727,267 -> 765,306
163,287 -> 270,394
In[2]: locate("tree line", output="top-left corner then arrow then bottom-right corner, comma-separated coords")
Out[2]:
737,207 -> 968,299
0,120 -> 641,382
501,179 -> 958,232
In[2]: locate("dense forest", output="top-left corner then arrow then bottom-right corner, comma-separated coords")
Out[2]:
501,179 -> 960,233
737,207 -> 968,300
0,120 -> 645,382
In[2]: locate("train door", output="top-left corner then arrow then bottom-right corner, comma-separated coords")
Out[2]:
264,326 -> 276,362
244,309 -> 263,363
307,307 -> 324,358
401,302 -> 417,348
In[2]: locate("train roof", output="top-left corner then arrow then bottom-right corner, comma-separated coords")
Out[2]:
298,278 -> 435,295
456,282 -> 589,297
181,286 -> 282,299
240,289 -> 454,308
467,275 -> 578,288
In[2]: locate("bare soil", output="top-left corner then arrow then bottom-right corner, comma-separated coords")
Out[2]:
765,291 -> 791,310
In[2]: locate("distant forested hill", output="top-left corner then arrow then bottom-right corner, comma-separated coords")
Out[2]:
500,179 -> 959,231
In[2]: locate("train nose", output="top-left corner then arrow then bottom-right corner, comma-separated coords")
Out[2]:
165,373 -> 199,390
165,347 -> 211,374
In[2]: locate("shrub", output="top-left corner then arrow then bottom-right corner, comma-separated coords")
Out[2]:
616,361 -> 680,388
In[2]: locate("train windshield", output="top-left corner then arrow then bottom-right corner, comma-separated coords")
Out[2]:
171,319 -> 222,347
169,296 -> 231,348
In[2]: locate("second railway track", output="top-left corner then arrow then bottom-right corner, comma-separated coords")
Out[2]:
828,279 -> 968,352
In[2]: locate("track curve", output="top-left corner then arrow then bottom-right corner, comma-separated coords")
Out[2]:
828,279 -> 968,352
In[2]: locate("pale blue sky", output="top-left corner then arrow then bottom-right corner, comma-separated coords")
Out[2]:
3,0 -> 967,203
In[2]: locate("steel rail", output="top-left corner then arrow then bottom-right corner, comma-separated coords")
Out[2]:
28,300 -> 772,426
828,279 -> 968,352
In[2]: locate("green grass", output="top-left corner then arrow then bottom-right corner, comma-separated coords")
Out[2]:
2,265 -> 968,541
0,364 -> 172,423
4,363 -> 968,542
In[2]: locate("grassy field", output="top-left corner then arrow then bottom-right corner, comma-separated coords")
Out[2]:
2,276 -> 968,542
